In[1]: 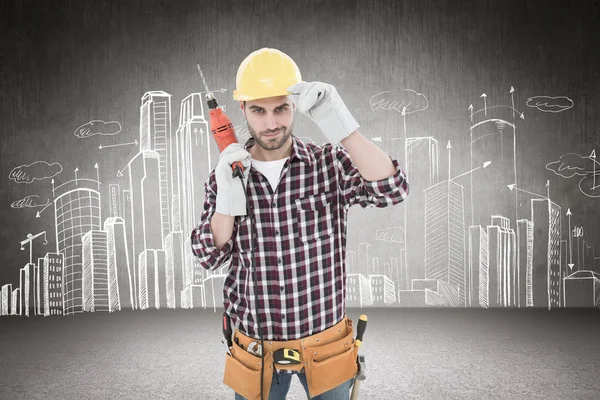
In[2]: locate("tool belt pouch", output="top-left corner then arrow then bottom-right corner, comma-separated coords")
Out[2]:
302,319 -> 359,398
223,340 -> 263,400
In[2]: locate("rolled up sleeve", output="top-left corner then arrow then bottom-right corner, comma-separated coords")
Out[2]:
334,146 -> 410,209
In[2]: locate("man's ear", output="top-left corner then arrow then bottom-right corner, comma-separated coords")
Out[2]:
239,101 -> 245,111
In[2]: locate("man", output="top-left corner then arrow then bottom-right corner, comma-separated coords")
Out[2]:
191,48 -> 409,400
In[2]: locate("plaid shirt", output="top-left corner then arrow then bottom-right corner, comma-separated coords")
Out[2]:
191,135 -> 409,343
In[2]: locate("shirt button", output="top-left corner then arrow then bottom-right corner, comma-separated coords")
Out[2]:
277,258 -> 282,264
281,314 -> 285,320
275,229 -> 279,235
280,285 -> 284,291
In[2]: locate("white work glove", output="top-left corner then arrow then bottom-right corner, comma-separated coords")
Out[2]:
287,81 -> 359,145
215,143 -> 252,216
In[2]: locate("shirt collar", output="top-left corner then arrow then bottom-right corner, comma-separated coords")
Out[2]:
243,134 -> 314,166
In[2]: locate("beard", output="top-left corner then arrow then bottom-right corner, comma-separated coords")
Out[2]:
247,122 -> 294,151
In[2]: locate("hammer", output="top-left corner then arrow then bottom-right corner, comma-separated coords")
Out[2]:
350,315 -> 367,400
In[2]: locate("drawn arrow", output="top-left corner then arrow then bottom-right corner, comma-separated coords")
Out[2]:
74,167 -> 78,185
199,88 -> 227,94
510,86 -> 515,119
468,104 -> 473,122
567,208 -> 573,269
481,93 -> 487,116
36,201 -> 52,218
451,161 -> 492,181
99,140 -> 138,149
94,163 -> 100,190
507,184 -> 547,199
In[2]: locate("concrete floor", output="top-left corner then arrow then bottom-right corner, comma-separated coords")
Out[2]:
1,307 -> 599,399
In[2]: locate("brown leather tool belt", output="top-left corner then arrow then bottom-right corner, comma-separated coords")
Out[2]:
223,314 -> 359,400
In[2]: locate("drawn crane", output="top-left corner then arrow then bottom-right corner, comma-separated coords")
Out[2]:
20,231 -> 48,265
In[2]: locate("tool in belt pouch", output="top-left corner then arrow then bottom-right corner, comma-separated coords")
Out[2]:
223,315 -> 359,400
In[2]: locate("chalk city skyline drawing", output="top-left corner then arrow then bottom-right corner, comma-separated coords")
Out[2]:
2,84 -> 600,318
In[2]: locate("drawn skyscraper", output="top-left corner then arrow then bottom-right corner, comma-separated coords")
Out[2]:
165,231 -> 184,308
467,225 -> 488,307
127,150 -> 163,308
82,230 -> 109,312
405,137 -> 439,283
138,249 -> 166,310
424,180 -> 466,306
177,93 -> 219,306
54,185 -> 101,315
104,217 -> 130,310
122,189 -> 136,308
486,216 -> 517,307
531,198 -> 561,309
34,259 -> 43,315
517,219 -> 533,307
1,284 -> 13,316
44,252 -> 64,316
468,107 -> 519,247
140,91 -> 172,244
108,184 -> 122,218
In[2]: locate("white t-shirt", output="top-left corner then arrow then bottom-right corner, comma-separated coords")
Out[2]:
251,157 -> 289,192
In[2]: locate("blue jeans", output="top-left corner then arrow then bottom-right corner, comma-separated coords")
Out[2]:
234,370 -> 355,400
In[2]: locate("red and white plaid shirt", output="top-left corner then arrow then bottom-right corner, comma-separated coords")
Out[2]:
191,135 -> 409,342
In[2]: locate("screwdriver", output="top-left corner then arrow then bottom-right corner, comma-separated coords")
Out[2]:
197,64 -> 244,179
354,314 -> 367,347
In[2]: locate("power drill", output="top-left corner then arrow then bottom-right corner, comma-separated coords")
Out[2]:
197,64 -> 245,179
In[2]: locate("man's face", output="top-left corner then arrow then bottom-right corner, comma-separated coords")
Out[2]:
241,95 -> 294,151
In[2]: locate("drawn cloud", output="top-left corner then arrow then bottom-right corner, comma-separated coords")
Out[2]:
11,195 -> 49,208
9,161 -> 62,184
546,153 -> 599,178
526,96 -> 573,113
75,120 -> 122,138
370,89 -> 428,115
375,227 -> 404,243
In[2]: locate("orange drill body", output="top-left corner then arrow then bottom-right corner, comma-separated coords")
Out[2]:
197,64 -> 245,179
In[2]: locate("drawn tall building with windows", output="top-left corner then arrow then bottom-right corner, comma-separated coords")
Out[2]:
54,185 -> 101,315
531,198 -> 562,309
468,108 -> 519,236
126,150 -> 163,309
82,230 -> 109,312
405,137 -> 439,283
140,91 -> 172,245
44,252 -> 64,316
467,225 -> 488,307
2,284 -> 13,315
486,216 -> 517,307
517,219 -> 533,307
176,93 -> 219,306
104,217 -> 131,310
424,180 -> 466,306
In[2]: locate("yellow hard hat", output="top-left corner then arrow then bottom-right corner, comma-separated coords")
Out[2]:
233,48 -> 302,101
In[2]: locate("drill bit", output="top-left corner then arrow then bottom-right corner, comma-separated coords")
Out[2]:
197,65 -> 213,97
196,64 -> 218,109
